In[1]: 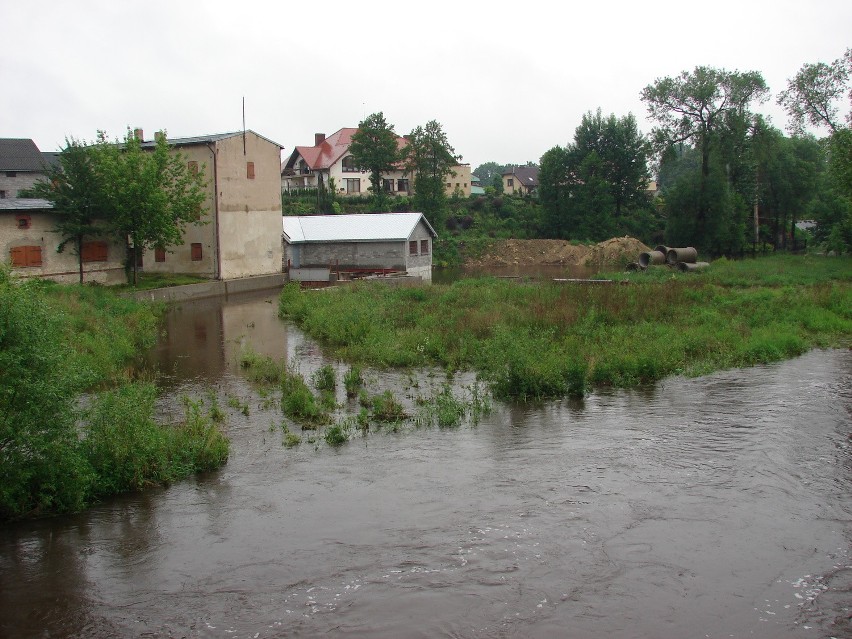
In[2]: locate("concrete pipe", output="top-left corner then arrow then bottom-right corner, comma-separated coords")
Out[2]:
638,251 -> 666,267
677,261 -> 710,272
654,245 -> 671,256
666,247 -> 698,265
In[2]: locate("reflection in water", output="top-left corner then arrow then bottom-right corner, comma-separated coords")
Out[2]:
1,289 -> 849,639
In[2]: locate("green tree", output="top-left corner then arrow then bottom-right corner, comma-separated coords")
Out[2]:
404,120 -> 461,226
473,162 -> 506,183
642,66 -> 768,252
99,130 -> 208,285
777,48 -> 851,135
776,50 -> 852,252
31,138 -> 109,283
348,112 -> 400,210
0,267 -> 92,519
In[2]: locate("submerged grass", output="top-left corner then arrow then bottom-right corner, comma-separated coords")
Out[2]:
278,256 -> 851,401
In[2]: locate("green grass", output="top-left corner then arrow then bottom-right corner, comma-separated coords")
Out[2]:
115,272 -> 210,291
278,256 -> 851,401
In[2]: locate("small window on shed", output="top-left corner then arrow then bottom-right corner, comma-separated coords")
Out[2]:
246,161 -> 255,179
409,241 -> 418,256
16,215 -> 32,229
10,245 -> 42,267
155,247 -> 166,263
81,241 -> 108,263
420,239 -> 429,255
187,160 -> 199,175
191,243 -> 203,261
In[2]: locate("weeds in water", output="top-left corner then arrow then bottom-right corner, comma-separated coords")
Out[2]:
312,364 -> 336,392
207,390 -> 226,423
281,364 -> 330,426
370,390 -> 408,423
227,395 -> 250,416
414,382 -> 493,429
239,347 -> 283,385
344,366 -> 364,398
323,419 -> 352,446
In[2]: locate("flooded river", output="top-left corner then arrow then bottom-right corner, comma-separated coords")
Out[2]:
1,290 -> 850,639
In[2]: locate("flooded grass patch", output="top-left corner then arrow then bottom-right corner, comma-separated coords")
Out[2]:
278,255 -> 851,401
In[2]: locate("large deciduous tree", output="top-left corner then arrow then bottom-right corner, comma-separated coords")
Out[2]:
99,130 -> 208,285
404,120 -> 460,225
348,112 -> 400,210
642,66 -> 768,252
539,110 -> 652,242
31,138 -> 109,283
777,50 -> 852,253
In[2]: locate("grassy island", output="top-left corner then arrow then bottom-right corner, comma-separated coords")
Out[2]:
279,255 -> 851,401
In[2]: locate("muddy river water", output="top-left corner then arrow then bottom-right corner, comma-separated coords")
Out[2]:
1,290 -> 850,639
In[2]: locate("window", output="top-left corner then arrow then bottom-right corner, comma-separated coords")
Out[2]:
0,190 -> 6,199
342,156 -> 358,172
409,241 -> 418,256
345,178 -> 360,194
507,178 -> 514,187
446,183 -> 451,189
10,245 -> 42,267
187,160 -> 199,175
15,215 -> 31,229
5,171 -> 16,177
397,179 -> 409,192
246,162 -> 255,179
155,247 -> 166,263
383,179 -> 394,192
420,239 -> 429,255
81,241 -> 108,263
191,243 -> 203,261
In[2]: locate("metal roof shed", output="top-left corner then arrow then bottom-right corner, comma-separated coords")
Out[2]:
282,213 -> 436,282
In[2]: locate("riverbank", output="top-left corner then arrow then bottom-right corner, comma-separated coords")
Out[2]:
278,254 -> 851,400
0,271 -> 228,521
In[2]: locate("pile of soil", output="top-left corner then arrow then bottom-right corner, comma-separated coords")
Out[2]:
465,237 -> 651,268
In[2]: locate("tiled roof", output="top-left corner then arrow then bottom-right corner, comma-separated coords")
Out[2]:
284,128 -> 409,172
283,212 -> 436,243
503,166 -> 539,186
0,198 -> 53,211
0,139 -> 50,172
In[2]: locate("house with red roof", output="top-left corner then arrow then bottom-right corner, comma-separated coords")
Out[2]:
282,129 -> 472,198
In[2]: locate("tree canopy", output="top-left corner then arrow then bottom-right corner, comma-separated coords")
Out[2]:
348,112 -> 401,210
404,120 -> 460,223
642,66 -> 769,252
34,129 -> 208,285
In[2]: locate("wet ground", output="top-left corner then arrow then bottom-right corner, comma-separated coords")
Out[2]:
1,291 -> 849,638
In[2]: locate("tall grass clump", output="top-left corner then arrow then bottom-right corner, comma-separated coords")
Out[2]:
239,347 -> 284,384
84,383 -> 229,498
281,365 -> 329,426
343,365 -> 364,397
311,364 -> 336,392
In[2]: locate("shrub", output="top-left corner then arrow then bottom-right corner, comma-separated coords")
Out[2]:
311,364 -> 336,392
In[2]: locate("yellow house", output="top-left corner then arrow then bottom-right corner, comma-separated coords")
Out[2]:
502,166 -> 539,195
138,129 -> 284,280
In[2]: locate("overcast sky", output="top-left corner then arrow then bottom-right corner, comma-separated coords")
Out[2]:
2,0 -> 849,170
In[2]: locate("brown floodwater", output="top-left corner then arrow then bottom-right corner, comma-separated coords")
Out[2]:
1,290 -> 850,639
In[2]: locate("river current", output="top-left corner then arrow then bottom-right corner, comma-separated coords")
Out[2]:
1,290 -> 849,638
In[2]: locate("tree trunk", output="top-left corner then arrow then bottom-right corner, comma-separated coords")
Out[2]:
76,236 -> 84,284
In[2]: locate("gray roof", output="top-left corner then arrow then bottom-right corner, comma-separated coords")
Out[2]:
0,198 -> 53,211
138,129 -> 284,150
502,166 -> 539,186
283,212 -> 437,243
0,139 -> 50,172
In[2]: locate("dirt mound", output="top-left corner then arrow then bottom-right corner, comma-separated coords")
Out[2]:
466,237 -> 650,268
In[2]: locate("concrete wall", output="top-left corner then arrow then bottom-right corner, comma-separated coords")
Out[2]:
296,240 -> 407,270
1,210 -> 125,284
445,164 -> 471,197
140,132 -> 284,280
0,172 -> 43,198
216,133 -> 284,279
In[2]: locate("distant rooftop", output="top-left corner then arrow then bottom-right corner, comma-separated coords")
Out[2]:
0,138 -> 50,172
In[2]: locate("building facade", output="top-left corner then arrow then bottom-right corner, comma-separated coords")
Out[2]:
282,129 -> 471,198
138,129 -> 284,280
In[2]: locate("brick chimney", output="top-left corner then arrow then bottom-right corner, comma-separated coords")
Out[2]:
315,133 -> 325,146
133,128 -> 144,141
